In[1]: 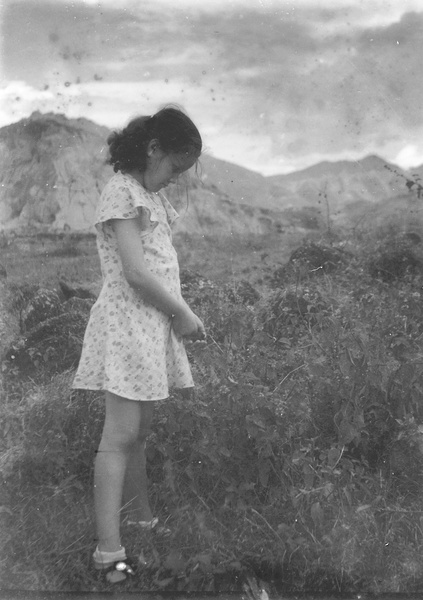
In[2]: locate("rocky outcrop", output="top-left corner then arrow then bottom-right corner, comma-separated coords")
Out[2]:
0,112 -> 112,231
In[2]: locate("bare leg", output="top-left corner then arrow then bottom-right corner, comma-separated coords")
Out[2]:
122,433 -> 154,523
94,392 -> 154,552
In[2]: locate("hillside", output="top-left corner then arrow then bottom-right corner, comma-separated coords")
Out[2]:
0,111 -> 421,235
267,155 -> 412,210
0,112 -> 112,230
0,112 -> 288,235
197,154 -> 279,209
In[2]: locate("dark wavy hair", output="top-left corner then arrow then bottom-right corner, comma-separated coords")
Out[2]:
107,106 -> 202,173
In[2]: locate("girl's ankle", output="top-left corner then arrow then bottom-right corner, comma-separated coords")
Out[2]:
94,545 -> 126,560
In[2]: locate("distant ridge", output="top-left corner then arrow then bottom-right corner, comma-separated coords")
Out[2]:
268,155 -> 398,181
0,111 -> 420,233
266,154 -> 414,210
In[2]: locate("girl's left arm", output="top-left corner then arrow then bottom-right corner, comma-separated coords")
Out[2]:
112,217 -> 205,340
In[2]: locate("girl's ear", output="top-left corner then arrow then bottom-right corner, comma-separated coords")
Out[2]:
147,139 -> 160,157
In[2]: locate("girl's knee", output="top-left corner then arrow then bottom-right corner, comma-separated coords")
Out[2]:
100,423 -> 140,452
101,395 -> 154,450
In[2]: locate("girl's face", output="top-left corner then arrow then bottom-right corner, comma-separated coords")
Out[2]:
143,146 -> 199,193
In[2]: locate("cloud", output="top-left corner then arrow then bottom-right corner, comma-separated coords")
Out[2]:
45,0 -> 423,20
0,81 -> 58,126
2,1 -> 154,84
2,0 -> 423,173
394,145 -> 423,171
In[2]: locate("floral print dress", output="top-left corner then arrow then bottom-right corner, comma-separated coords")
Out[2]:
72,172 -> 194,401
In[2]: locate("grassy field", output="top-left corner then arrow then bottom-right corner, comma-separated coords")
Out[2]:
2,224 -> 423,595
0,232 -> 101,288
0,227 -> 302,286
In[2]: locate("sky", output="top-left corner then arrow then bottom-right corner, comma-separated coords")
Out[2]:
1,0 -> 423,175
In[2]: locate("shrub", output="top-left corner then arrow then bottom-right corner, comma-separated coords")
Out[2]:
1,371 -> 103,487
4,311 -> 89,382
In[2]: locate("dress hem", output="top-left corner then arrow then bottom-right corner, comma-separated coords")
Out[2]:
72,383 -> 194,402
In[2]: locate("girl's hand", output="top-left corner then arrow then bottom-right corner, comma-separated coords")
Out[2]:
192,314 -> 206,341
172,306 -> 206,340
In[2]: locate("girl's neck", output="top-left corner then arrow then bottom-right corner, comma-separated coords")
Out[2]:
125,169 -> 160,197
126,169 -> 145,187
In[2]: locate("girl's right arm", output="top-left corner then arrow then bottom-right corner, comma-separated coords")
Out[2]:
111,218 -> 201,338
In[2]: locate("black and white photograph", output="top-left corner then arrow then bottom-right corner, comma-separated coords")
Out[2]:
1,0 -> 423,597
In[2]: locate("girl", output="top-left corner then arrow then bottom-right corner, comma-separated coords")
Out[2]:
72,106 -> 205,583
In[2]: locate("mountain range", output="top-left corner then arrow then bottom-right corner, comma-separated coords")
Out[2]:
0,111 -> 421,235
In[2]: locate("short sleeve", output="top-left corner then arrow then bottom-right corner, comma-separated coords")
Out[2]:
95,174 -> 164,239
95,174 -> 179,238
96,176 -> 141,224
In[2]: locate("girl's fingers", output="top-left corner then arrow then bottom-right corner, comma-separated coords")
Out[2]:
185,327 -> 206,341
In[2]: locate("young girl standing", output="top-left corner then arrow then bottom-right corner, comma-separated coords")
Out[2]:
73,106 -> 205,583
